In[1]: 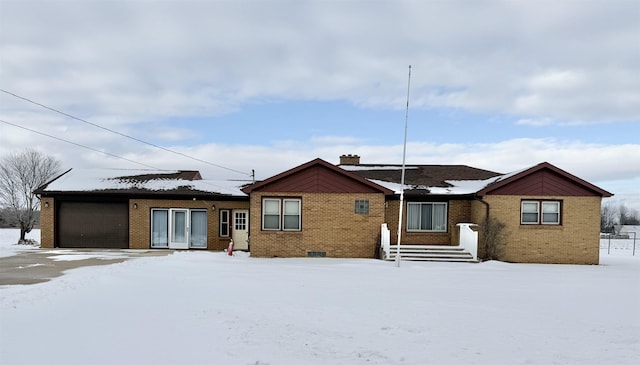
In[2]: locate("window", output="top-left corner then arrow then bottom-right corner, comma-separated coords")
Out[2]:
151,208 -> 208,248
283,199 -> 301,230
521,200 -> 561,225
235,210 -> 247,230
542,201 -> 560,224
151,209 -> 168,247
407,202 -> 447,232
263,199 -> 281,230
190,210 -> 207,248
219,210 -> 230,237
262,198 -> 301,231
355,200 -> 369,214
521,201 -> 539,223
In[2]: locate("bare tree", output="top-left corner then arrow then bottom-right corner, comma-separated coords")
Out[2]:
602,202 -> 640,232
619,204 -> 640,225
601,201 -> 618,233
0,149 -> 61,243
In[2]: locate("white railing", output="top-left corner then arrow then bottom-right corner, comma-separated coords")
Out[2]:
381,223 -> 391,258
457,223 -> 478,261
381,222 -> 478,261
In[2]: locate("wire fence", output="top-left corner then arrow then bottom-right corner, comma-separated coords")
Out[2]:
600,233 -> 637,256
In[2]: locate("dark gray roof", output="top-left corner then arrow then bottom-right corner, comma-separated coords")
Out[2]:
341,164 -> 502,188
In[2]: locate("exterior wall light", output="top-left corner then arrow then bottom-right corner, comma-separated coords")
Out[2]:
133,203 -> 138,209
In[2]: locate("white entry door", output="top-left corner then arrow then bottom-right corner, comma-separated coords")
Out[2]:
232,210 -> 249,250
169,209 -> 189,249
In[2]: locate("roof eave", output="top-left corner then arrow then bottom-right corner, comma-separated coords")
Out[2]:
38,189 -> 249,200
242,158 -> 395,195
33,168 -> 73,195
476,162 -> 614,197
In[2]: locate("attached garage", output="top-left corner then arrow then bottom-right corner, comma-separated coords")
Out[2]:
57,201 -> 129,248
36,168 -> 250,250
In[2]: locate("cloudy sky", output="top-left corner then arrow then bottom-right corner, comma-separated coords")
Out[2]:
1,0 -> 638,208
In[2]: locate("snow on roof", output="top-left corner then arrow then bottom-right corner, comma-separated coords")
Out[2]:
367,174 -> 508,195
41,169 -> 248,196
348,163 -> 535,195
340,165 -> 419,171
488,166 -> 529,184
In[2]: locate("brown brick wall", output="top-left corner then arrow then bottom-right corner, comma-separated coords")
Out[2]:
129,199 -> 249,250
39,197 -> 55,248
40,192 -> 602,264
483,195 -> 601,264
383,199 -> 473,246
385,200 -> 400,244
249,192 -> 386,258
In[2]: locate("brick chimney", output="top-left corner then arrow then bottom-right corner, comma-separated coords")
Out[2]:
339,154 -> 360,165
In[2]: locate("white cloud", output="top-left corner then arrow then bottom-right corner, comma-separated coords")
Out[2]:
1,0 -> 638,125
308,135 -> 364,145
528,70 -> 586,91
516,117 -> 555,126
600,178 -> 640,212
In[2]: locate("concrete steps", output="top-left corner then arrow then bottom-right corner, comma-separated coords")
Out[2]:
383,245 -> 477,263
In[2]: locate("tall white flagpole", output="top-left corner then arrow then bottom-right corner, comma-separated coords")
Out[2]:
396,65 -> 411,267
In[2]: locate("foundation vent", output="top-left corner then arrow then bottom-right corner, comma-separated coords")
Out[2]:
307,251 -> 327,257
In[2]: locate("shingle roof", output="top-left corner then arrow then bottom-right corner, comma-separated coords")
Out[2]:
342,162 -> 613,198
35,169 -> 249,197
341,164 -> 502,188
113,170 -> 203,182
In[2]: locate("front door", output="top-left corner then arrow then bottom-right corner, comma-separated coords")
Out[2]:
169,209 -> 189,249
232,209 -> 249,250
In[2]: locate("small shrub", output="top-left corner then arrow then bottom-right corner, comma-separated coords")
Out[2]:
18,238 -> 38,246
480,217 -> 506,261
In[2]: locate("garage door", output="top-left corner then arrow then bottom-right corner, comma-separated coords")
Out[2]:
57,201 -> 129,248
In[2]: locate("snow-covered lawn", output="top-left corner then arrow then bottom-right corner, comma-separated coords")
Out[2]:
600,237 -> 639,256
0,231 -> 638,365
0,228 -> 40,258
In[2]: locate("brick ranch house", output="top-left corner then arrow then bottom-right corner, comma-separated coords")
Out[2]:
36,155 -> 612,264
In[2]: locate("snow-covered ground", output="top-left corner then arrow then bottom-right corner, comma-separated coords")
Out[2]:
0,230 -> 638,365
600,237 -> 640,256
0,228 -> 40,258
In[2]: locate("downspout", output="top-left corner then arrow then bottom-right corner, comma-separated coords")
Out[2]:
474,195 -> 490,260
475,195 -> 490,221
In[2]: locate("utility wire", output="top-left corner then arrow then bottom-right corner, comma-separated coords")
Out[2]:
0,89 -> 250,176
1,118 -> 250,193
0,119 -> 160,169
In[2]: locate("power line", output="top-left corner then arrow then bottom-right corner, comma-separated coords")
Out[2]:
0,119 -> 160,169
0,118 -> 250,193
0,89 -> 250,176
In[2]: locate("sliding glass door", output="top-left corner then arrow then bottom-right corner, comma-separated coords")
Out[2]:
151,208 -> 207,249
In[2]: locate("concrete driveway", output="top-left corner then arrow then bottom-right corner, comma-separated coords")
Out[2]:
0,249 -> 172,286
